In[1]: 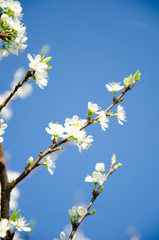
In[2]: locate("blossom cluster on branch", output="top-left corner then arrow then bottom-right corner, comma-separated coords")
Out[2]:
54,155 -> 122,240
0,210 -> 31,238
0,0 -> 27,57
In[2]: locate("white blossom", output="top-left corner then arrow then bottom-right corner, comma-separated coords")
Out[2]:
117,105 -> 127,125
54,231 -> 66,240
65,116 -> 85,140
5,0 -> 23,18
0,1 -> 7,8
98,110 -> 109,131
45,122 -> 65,141
106,82 -> 124,93
27,54 -> 48,72
27,54 -> 51,89
95,163 -> 105,172
69,206 -> 87,218
77,135 -> 93,152
10,218 -> 31,232
0,119 -> 7,143
1,13 -> 10,22
65,115 -> 86,127
0,219 -> 10,238
68,206 -> 77,217
65,124 -> 84,140
88,101 -> 101,114
77,206 -> 87,217
41,154 -> 56,175
34,70 -> 48,89
64,115 -> 92,152
85,171 -> 106,184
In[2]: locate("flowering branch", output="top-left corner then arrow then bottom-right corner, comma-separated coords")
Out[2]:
10,81 -> 136,190
67,160 -> 121,240
81,81 -> 135,131
0,70 -> 35,112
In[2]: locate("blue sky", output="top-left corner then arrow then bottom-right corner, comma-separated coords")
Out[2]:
1,0 -> 159,239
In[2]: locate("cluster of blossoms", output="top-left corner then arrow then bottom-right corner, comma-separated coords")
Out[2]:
54,156 -> 123,240
46,71 -> 142,153
53,207 -> 88,240
0,210 -> 31,238
27,54 -> 52,89
0,0 -> 27,57
46,115 -> 93,152
68,205 -> 87,222
46,71 -> 141,151
45,102 -> 126,153
85,156 -> 122,188
0,118 -> 7,143
85,162 -> 106,186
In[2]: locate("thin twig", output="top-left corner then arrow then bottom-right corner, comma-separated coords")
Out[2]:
10,82 -> 136,189
0,70 -> 35,112
68,164 -> 117,240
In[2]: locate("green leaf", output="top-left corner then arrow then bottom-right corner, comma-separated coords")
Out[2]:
87,109 -> 93,118
119,98 -> 124,103
124,74 -> 132,86
10,209 -> 21,221
42,56 -> 52,64
133,70 -> 141,83
90,209 -> 96,215
70,215 -> 73,223
56,147 -> 64,151
46,65 -> 52,69
41,55 -> 45,61
98,186 -> 104,193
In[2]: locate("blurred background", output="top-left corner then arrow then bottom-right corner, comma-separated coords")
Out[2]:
1,0 -> 159,239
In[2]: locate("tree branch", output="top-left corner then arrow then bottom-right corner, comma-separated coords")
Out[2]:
0,143 -> 10,219
68,163 -> 117,240
10,82 -> 136,190
0,70 -> 35,112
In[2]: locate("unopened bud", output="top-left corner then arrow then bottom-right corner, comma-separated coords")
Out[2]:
111,154 -> 116,165
115,163 -> 122,169
98,186 -> 104,193
90,209 -> 96,215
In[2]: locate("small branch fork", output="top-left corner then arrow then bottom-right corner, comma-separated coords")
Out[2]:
9,82 -> 135,190
0,70 -> 35,112
68,162 -> 118,240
